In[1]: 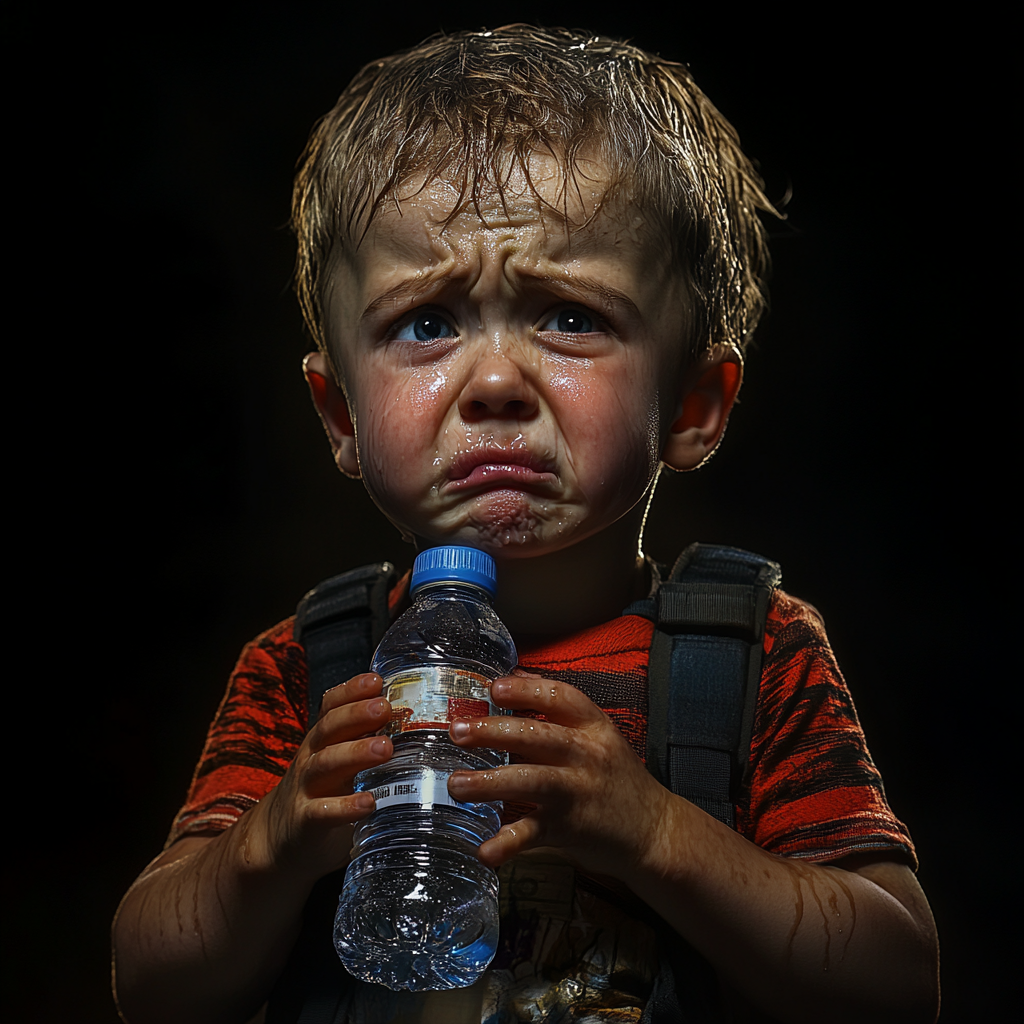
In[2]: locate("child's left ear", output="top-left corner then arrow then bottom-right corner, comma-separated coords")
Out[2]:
661,345 -> 744,471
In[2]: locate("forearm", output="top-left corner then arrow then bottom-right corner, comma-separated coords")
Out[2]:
112,674 -> 390,1024
627,795 -> 939,1024
112,816 -> 314,1024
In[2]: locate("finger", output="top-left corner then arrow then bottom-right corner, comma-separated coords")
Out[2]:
304,735 -> 393,797
450,715 -> 581,764
317,673 -> 384,718
476,815 -> 544,868
303,790 -> 377,827
490,676 -> 604,727
309,695 -> 391,752
448,763 -> 570,806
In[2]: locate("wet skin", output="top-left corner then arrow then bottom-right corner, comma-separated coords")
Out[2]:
318,156 -> 694,558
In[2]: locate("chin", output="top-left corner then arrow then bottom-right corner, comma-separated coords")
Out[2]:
433,491 -> 585,557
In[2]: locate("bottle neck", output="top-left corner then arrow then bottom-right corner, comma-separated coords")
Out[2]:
411,581 -> 494,605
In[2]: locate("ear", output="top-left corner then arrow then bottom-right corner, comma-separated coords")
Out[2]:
661,345 -> 744,471
303,352 -> 360,478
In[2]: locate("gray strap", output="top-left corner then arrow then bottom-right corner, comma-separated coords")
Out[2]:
646,544 -> 781,827
295,562 -> 396,727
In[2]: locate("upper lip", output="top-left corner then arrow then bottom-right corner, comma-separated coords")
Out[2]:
447,446 -> 557,482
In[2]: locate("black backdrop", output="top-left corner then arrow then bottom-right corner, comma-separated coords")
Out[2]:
12,5 -> 1017,1021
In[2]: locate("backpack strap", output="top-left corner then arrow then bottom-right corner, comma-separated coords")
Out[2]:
645,543 -> 781,828
267,562 -> 396,1024
294,562 -> 396,727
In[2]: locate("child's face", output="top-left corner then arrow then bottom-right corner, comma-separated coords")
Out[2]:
323,155 -> 692,559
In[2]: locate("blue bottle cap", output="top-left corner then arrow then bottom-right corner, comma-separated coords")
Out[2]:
410,546 -> 497,597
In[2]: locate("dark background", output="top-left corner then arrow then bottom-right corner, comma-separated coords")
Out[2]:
11,4 -> 1017,1021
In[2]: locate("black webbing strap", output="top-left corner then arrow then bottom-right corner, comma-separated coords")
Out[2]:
646,543 -> 781,828
268,563 -> 396,1024
294,562 -> 396,728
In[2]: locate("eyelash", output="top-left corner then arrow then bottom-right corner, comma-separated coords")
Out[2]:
390,310 -> 458,343
386,304 -> 607,343
538,307 -> 603,335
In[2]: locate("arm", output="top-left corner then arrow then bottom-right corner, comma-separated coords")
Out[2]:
112,674 -> 393,1024
448,675 -> 939,1024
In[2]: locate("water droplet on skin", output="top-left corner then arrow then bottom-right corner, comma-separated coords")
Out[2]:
534,687 -> 541,696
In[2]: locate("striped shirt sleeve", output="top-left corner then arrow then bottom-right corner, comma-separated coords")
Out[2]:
165,617 -> 307,846
736,591 -> 916,867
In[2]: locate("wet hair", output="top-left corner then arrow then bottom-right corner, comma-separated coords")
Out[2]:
292,24 -> 778,375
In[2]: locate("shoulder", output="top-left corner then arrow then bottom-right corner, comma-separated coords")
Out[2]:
218,610 -> 309,733
760,588 -> 837,688
237,615 -> 302,664
757,587 -> 850,732
765,588 -> 827,644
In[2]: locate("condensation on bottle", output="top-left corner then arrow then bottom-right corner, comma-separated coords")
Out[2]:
333,545 -> 517,991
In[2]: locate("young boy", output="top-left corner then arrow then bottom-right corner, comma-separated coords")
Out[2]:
112,26 -> 939,1024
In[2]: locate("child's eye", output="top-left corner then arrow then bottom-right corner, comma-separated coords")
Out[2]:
540,308 -> 597,334
393,312 -> 458,342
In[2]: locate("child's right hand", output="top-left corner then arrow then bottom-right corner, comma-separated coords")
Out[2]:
245,672 -> 393,885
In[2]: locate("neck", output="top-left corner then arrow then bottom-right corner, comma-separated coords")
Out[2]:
490,505 -> 650,645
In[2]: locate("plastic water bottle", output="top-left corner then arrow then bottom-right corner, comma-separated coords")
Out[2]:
333,546 -> 517,991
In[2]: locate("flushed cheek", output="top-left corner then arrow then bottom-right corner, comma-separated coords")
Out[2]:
546,360 -> 661,498
355,367 -> 454,509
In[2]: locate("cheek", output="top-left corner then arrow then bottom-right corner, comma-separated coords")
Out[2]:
354,363 -> 454,500
546,356 -> 662,487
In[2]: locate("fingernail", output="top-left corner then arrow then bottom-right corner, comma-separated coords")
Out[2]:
370,737 -> 389,756
492,680 -> 511,698
354,792 -> 374,810
450,720 -> 470,740
448,772 -> 468,789
370,699 -> 389,716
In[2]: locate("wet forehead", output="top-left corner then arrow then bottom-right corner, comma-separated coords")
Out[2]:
343,155 -> 673,298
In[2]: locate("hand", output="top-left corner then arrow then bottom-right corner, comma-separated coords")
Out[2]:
447,673 -> 671,883
245,673 -> 393,885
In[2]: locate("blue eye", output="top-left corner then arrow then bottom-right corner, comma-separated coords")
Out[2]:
543,308 -> 595,333
394,312 -> 457,342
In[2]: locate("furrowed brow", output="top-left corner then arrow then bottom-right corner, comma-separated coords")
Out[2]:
360,278 -> 444,322
536,274 -> 642,321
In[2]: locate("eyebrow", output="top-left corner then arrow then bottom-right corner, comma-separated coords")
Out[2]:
535,274 -> 642,322
360,278 -> 446,322
360,271 -> 642,324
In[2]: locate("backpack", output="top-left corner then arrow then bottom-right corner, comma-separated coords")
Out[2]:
266,543 -> 781,1024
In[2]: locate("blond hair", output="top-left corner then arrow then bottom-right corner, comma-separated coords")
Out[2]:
292,25 -> 777,375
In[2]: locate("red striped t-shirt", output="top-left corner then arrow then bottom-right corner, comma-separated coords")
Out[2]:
167,588 -> 915,869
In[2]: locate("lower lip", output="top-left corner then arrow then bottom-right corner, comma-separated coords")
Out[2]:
446,464 -> 557,492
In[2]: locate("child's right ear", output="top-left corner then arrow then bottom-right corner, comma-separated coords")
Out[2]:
303,352 -> 360,478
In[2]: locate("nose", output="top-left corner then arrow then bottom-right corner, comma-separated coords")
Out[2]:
457,340 -> 540,423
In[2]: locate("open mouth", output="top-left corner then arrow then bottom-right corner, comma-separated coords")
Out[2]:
444,447 -> 558,494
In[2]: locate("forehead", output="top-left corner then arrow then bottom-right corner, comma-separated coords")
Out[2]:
341,152 -> 672,284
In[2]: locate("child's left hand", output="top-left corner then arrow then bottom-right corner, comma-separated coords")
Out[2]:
447,672 -> 671,881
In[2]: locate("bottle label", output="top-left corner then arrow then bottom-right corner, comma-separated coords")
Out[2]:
382,665 -> 494,735
368,769 -> 469,811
